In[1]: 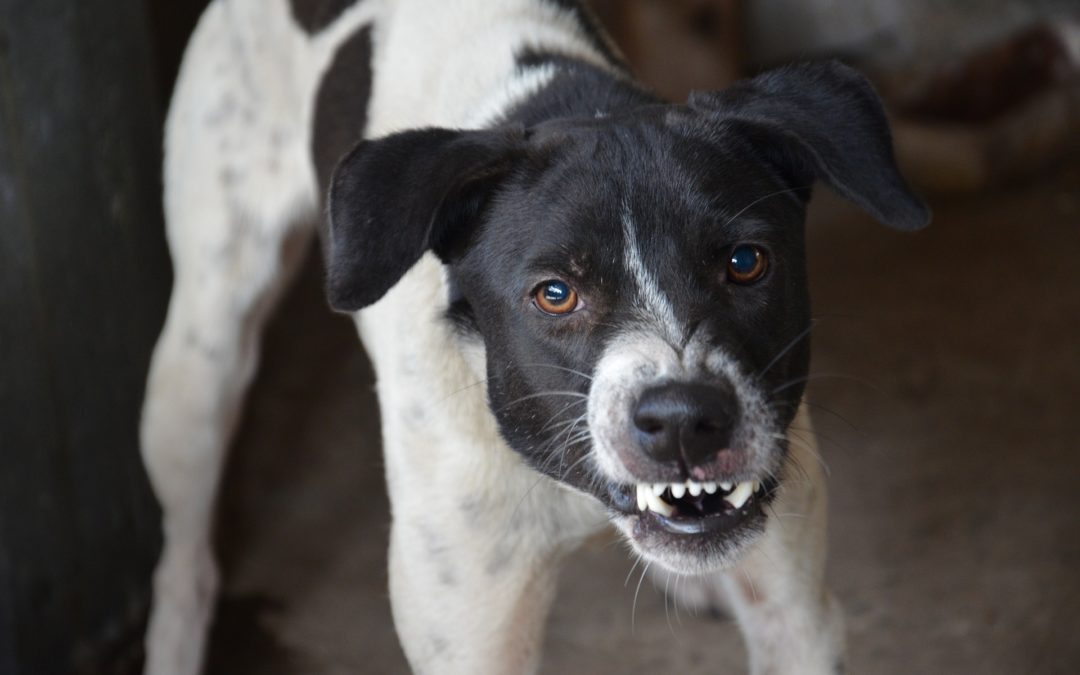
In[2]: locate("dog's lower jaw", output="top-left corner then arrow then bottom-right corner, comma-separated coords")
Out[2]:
611,510 -> 768,577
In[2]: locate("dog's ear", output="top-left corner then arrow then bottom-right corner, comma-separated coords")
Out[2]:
688,61 -> 930,231
326,126 -> 525,311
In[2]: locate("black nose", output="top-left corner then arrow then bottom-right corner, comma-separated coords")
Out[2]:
632,382 -> 738,468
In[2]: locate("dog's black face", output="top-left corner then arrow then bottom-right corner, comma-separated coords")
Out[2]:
326,62 -> 928,573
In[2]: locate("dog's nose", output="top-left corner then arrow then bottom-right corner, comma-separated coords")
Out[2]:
632,382 -> 738,468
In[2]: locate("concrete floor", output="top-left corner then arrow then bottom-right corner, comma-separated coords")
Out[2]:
204,163 -> 1080,674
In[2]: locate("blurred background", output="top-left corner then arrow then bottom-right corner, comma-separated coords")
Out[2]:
1,0 -> 1078,673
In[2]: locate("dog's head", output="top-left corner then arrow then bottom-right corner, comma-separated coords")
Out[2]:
326,62 -> 929,574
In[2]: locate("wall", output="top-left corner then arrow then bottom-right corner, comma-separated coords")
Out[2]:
0,0 -> 171,672
745,0 -> 1079,68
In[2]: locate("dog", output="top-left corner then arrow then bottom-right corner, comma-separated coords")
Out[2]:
140,0 -> 929,673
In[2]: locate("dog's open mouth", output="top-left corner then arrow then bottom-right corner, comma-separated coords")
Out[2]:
613,478 -> 776,536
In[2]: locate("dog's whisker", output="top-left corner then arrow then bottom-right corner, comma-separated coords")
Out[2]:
757,321 -> 815,379
556,450 -> 591,482
624,554 -> 643,588
663,570 -> 677,639
720,185 -> 813,228
794,400 -> 864,435
496,390 -> 589,413
545,409 -> 588,432
775,430 -> 831,477
772,446 -> 812,485
538,401 -> 588,434
676,573 -> 689,626
770,372 -> 882,396
437,376 -> 494,404
517,363 -> 594,381
740,566 -> 759,605
631,561 -> 652,635
788,428 -> 837,472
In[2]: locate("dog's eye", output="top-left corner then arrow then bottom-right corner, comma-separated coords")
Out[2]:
533,280 -> 579,315
727,245 -> 768,284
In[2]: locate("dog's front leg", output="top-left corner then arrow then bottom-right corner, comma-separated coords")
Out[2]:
721,420 -> 845,675
654,410 -> 845,674
382,434 -> 604,675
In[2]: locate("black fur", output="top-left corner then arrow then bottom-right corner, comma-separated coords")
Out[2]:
325,59 -> 929,500
687,61 -> 929,231
313,25 -> 373,194
290,0 -> 361,34
327,126 -> 527,310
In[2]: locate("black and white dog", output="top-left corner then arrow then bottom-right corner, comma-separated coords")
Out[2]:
140,0 -> 929,673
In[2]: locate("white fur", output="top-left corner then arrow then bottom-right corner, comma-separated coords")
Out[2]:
143,1 -> 840,673
588,330 -> 781,492
621,204 -> 682,341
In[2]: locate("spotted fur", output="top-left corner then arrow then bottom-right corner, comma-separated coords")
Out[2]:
141,1 -> 927,673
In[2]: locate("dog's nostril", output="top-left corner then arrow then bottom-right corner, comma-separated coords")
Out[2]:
694,419 -> 721,435
633,414 -> 666,435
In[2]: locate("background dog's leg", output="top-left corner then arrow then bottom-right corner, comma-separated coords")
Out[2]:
720,409 -> 845,675
140,4 -> 316,673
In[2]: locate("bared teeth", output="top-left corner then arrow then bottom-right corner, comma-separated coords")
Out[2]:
724,481 -> 755,509
637,479 -> 764,517
645,490 -> 675,516
635,484 -> 675,516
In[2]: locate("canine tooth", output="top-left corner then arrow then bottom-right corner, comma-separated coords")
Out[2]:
645,490 -> 675,517
670,482 -> 686,499
720,481 -> 733,492
652,483 -> 666,497
687,481 -> 702,497
703,482 -> 718,494
753,480 -> 762,494
724,481 -> 755,509
636,484 -> 648,511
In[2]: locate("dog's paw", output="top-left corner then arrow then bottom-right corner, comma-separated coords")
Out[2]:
648,566 -> 732,620
144,546 -> 219,675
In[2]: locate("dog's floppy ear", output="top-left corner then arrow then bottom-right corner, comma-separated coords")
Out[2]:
326,126 -> 525,311
688,61 -> 930,231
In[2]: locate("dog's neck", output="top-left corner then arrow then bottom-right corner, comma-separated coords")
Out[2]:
501,52 -> 659,126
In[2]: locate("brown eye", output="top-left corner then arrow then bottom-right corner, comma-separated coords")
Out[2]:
534,280 -> 579,315
727,244 -> 768,284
